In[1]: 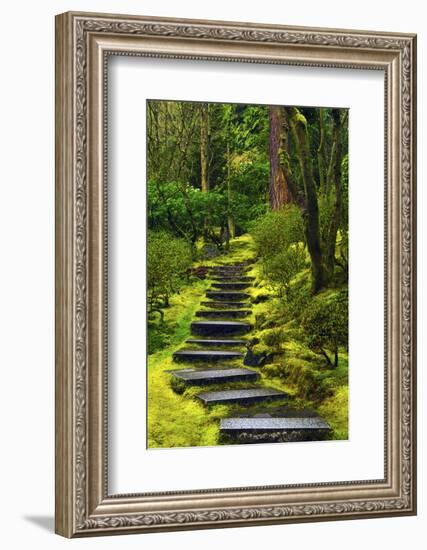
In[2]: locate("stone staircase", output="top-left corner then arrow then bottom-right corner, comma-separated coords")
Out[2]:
168,261 -> 330,444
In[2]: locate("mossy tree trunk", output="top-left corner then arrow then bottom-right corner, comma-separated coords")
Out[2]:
324,109 -> 344,278
200,103 -> 209,193
268,106 -> 291,209
226,119 -> 235,244
284,107 -> 326,293
317,108 -> 328,193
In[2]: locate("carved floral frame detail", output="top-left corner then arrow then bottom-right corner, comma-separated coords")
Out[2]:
55,11 -> 416,537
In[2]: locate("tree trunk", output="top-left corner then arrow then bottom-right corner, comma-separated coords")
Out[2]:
325,109 -> 344,278
286,107 -> 326,293
317,108 -> 328,193
320,348 -> 334,369
226,129 -> 235,238
268,106 -> 291,209
200,103 -> 209,192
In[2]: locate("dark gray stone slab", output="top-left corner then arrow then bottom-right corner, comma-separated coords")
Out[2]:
206,291 -> 250,301
197,387 -> 288,405
196,309 -> 251,319
201,301 -> 251,309
173,349 -> 243,362
211,266 -> 249,273
212,276 -> 254,282
187,338 -> 247,347
220,417 -> 330,432
211,262 -> 249,269
212,282 -> 251,290
171,367 -> 259,385
191,320 -> 252,336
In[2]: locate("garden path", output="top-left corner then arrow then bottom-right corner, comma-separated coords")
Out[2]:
168,261 -> 330,444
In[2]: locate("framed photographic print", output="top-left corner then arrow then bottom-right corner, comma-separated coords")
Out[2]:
55,11 -> 417,537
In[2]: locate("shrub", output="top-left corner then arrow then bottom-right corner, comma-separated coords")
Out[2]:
147,231 -> 192,314
250,206 -> 306,297
251,205 -> 304,259
275,278 -> 312,324
301,289 -> 348,368
262,245 -> 307,297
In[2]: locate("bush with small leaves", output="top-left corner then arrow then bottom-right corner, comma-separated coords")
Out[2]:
148,230 -> 192,315
251,205 -> 304,259
301,289 -> 348,368
251,206 -> 307,297
262,245 -> 307,297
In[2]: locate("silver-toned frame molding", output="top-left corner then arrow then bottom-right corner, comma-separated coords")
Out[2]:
55,11 -> 417,538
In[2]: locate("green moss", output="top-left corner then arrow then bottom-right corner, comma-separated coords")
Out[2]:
148,278 -> 209,357
295,112 -> 308,128
148,232 -> 349,447
318,386 -> 349,440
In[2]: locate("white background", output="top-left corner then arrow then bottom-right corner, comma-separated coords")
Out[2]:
109,58 -> 385,493
0,1 -> 424,548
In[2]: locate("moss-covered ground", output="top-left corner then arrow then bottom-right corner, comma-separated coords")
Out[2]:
147,234 -> 348,448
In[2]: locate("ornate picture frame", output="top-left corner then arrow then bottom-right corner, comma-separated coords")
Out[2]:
55,11 -> 417,537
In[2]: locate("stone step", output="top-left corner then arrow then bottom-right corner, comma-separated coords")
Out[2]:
206,291 -> 250,302
196,309 -> 251,319
214,261 -> 253,267
211,268 -> 249,277
211,267 -> 249,274
220,416 -> 330,433
186,338 -> 248,347
173,349 -> 243,362
201,301 -> 251,309
196,387 -> 288,405
170,367 -> 259,385
191,320 -> 252,336
212,282 -> 251,290
212,276 -> 254,282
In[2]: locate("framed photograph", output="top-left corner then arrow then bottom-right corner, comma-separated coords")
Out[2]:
55,11 -> 417,537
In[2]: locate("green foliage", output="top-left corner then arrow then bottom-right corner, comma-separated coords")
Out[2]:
145,97 -> 350,445
147,100 -> 200,185
262,328 -> 286,351
301,289 -> 348,368
262,246 -> 307,296
251,205 -> 305,256
251,206 -> 306,296
148,180 -> 265,249
221,103 -> 269,153
281,358 -> 334,401
228,150 -> 269,213
277,279 -> 312,323
228,191 -> 267,234
148,181 -> 227,244
341,153 -> 349,230
147,233 -> 349,447
318,386 -> 349,440
147,230 -> 192,312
